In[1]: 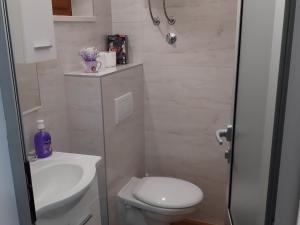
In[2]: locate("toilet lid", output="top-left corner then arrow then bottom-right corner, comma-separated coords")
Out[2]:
133,177 -> 203,209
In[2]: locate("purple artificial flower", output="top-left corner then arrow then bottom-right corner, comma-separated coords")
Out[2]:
79,47 -> 99,62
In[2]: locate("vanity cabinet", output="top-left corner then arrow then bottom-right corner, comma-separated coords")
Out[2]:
6,0 -> 56,63
37,176 -> 101,225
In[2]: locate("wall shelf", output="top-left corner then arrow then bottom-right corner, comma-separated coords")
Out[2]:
53,15 -> 96,22
64,63 -> 143,78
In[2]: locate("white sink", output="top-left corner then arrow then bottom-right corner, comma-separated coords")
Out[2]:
30,152 -> 101,218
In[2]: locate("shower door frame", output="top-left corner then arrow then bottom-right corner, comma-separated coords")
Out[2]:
0,0 -> 36,224
226,0 -> 298,224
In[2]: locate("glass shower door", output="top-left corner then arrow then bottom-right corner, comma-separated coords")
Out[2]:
219,0 -> 289,224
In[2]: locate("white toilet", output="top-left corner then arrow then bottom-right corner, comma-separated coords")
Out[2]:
118,177 -> 204,225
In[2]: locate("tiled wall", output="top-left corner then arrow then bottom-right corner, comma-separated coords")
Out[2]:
65,65 -> 145,225
101,65 -> 145,225
20,61 -> 71,152
64,75 -> 108,225
65,76 -> 105,156
112,0 -> 237,224
20,0 -> 112,153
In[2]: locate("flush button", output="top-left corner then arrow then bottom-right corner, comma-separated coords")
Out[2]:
114,92 -> 133,125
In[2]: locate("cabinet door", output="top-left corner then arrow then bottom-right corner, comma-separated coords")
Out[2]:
6,0 -> 57,63
52,0 -> 72,16
87,199 -> 101,225
76,200 -> 101,225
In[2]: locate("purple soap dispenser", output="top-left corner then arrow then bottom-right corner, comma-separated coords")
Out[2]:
34,120 -> 53,158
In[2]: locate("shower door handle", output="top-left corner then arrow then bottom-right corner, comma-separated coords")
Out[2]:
216,125 -> 233,163
216,125 -> 233,145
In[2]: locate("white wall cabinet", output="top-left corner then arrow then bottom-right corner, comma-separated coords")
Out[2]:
6,0 -> 56,63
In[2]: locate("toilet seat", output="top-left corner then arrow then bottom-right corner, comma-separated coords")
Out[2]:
118,177 -> 204,225
133,177 -> 203,209
118,177 -> 202,216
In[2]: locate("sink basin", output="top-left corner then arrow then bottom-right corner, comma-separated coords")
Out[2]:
30,152 -> 101,218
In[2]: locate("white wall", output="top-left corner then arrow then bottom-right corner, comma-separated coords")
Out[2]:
0,90 -> 20,225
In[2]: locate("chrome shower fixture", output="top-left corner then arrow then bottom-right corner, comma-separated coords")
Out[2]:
166,32 -> 177,45
148,0 -> 160,26
163,0 -> 176,25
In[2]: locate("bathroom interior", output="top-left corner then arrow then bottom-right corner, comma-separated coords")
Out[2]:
6,0 -> 237,224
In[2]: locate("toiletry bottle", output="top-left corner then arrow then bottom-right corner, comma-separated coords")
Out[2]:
34,120 -> 52,158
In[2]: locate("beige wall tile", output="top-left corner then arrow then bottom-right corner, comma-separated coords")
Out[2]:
15,64 -> 41,113
102,65 -> 145,225
65,76 -> 105,156
64,75 -> 108,225
112,0 -> 237,223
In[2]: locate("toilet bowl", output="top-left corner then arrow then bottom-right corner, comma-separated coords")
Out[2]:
118,177 -> 204,225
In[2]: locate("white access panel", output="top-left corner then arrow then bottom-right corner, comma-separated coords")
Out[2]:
114,92 -> 133,125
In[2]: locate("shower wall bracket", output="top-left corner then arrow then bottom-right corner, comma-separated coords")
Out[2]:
148,0 -> 176,26
148,0 -> 160,25
163,0 -> 176,25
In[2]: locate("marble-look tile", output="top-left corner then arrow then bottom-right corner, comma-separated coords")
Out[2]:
15,64 -> 41,113
37,62 -> 67,114
144,66 -> 234,107
94,0 -> 112,17
101,65 -> 145,225
144,51 -> 235,68
144,65 -> 234,224
111,0 -> 146,23
72,0 -> 94,16
65,75 -> 110,225
65,76 -> 105,157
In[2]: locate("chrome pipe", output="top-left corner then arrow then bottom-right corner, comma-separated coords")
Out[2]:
148,0 -> 160,26
163,0 -> 176,25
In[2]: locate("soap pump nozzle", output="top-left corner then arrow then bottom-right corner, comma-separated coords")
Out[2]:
37,119 -> 45,130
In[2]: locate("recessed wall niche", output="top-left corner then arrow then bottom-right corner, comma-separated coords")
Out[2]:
71,0 -> 94,17
53,0 -> 95,22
